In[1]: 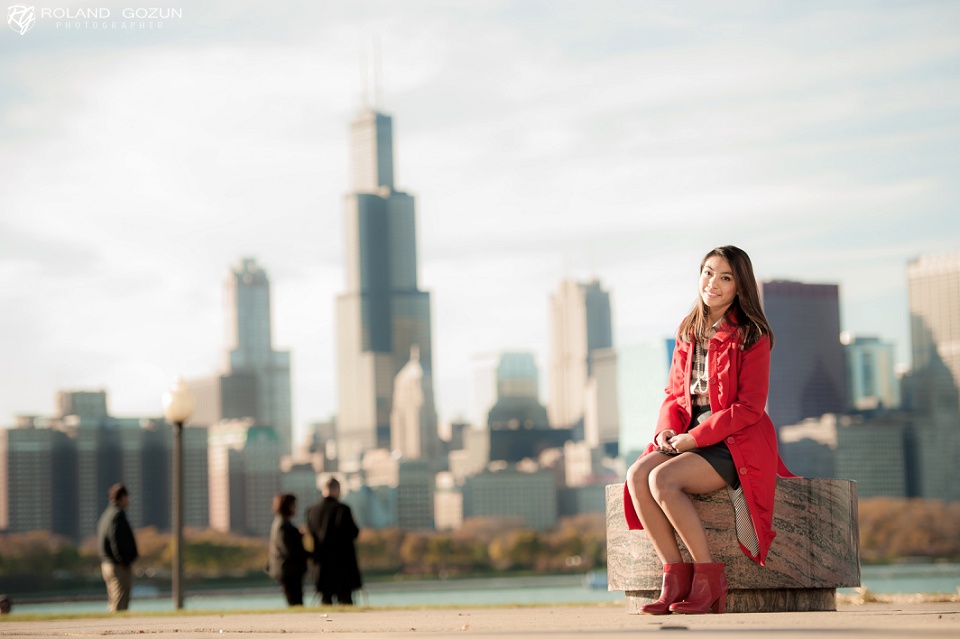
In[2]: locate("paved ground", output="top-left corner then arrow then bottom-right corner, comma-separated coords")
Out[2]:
1,602 -> 959,639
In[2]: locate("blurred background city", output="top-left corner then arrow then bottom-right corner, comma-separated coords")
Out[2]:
1,0 -> 959,605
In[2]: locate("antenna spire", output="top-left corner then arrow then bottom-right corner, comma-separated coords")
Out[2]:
359,46 -> 369,110
373,35 -> 383,110
358,36 -> 384,112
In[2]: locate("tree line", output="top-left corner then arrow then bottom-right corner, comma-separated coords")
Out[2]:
1,499 -> 959,588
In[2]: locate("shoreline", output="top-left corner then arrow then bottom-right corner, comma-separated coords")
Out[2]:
6,570 -> 959,608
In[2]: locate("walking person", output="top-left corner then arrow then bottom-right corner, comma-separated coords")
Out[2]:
97,483 -> 139,612
267,493 -> 309,606
306,478 -> 362,605
624,245 -> 794,615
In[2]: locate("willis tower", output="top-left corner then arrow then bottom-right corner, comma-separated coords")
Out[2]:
335,108 -> 439,466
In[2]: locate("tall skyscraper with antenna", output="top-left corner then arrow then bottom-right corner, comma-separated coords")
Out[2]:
223,258 -> 293,455
335,102 -> 439,466
187,258 -> 293,455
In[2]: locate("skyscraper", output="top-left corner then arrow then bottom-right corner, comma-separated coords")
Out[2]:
904,252 -> 960,502
548,279 -> 618,449
390,346 -> 440,461
759,280 -> 847,430
224,258 -> 293,455
485,352 -> 567,463
208,420 -> 281,536
843,335 -> 900,410
189,259 -> 293,455
908,252 -> 960,403
336,109 -> 437,466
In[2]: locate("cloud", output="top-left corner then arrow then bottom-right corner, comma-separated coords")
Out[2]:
1,0 -> 958,436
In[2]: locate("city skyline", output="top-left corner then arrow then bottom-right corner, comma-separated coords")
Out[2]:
2,2 -> 959,448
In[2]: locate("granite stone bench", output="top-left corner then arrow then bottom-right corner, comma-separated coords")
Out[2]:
605,477 -> 860,613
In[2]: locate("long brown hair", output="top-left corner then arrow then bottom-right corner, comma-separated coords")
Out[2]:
679,245 -> 774,350
272,493 -> 297,518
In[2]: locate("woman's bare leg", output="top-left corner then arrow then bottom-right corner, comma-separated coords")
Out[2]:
626,454 -> 683,564
648,455 -> 727,563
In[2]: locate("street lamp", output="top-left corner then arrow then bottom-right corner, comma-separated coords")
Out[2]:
162,377 -> 194,611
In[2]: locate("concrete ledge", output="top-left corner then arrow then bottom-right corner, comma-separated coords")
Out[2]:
605,477 -> 861,613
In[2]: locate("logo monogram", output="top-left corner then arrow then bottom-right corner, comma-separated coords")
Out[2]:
7,5 -> 35,34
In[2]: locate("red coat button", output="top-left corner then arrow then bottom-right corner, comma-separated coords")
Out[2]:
726,437 -> 735,444
739,467 -> 748,475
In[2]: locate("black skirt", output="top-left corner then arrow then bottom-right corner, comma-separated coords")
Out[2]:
686,405 -> 739,488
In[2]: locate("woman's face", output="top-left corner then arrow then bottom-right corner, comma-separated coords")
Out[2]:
699,255 -> 737,318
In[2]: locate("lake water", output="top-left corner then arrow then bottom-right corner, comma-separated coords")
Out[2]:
8,563 -> 959,616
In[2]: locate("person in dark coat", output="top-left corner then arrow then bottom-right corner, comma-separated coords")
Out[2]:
306,477 -> 362,605
96,483 -> 139,612
267,493 -> 308,606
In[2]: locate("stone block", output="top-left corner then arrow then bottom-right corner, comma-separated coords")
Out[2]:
605,477 -> 860,613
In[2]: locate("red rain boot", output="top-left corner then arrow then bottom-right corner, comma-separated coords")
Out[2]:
669,562 -> 727,614
640,562 -> 693,615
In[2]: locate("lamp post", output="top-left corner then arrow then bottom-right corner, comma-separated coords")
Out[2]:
162,378 -> 194,611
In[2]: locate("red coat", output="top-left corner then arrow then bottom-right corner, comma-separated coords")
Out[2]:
623,319 -> 795,565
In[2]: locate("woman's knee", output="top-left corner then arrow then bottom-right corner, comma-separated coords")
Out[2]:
648,463 -> 679,501
626,459 -> 652,496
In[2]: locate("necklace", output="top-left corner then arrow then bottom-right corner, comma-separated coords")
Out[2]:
690,319 -> 722,396
691,341 -> 710,395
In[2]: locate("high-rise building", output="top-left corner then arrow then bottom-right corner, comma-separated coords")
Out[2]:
396,460 -> 434,530
759,281 -> 847,430
74,420 -> 123,538
187,258 -> 292,455
908,252 -> 960,404
279,461 -> 321,527
871,253 -> 960,502
390,346 -> 440,461
434,472 -> 463,531
843,335 -> 900,410
336,108 -> 437,466
224,258 -> 293,455
486,352 -> 550,430
56,390 -> 108,420
481,352 -> 571,463
0,393 -> 210,539
497,352 -> 540,400
835,415 -> 911,498
777,416 -> 838,479
584,348 -> 620,456
548,279 -> 616,439
462,467 -> 558,530
470,352 -> 500,428
0,422 -> 74,537
208,420 -> 280,536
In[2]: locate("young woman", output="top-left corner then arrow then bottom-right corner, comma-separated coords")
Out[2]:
267,493 -> 309,606
624,245 -> 794,615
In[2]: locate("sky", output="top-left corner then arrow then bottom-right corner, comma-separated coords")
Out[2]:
2,0 -> 959,447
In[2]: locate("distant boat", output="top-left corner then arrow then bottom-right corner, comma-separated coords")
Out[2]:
583,569 -> 608,590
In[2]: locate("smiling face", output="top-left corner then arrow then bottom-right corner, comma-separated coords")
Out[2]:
699,255 -> 737,323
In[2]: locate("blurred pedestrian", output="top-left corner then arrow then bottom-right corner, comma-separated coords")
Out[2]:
97,483 -> 139,612
267,492 -> 308,606
306,478 -> 362,605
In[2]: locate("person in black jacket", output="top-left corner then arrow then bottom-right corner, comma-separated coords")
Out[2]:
96,483 -> 139,612
267,493 -> 308,606
306,478 -> 362,605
